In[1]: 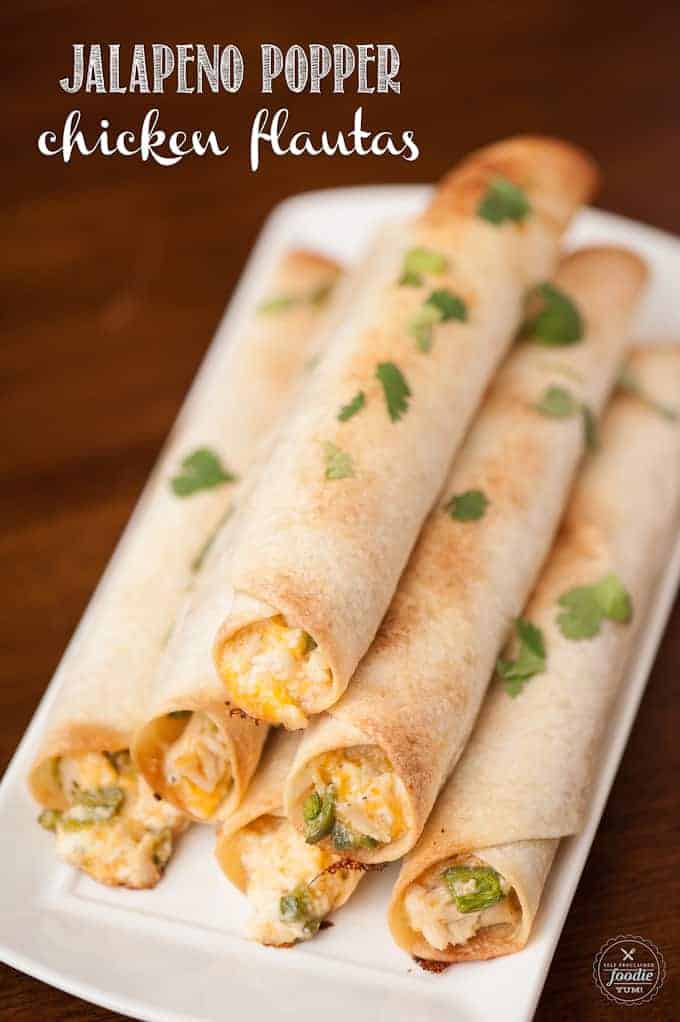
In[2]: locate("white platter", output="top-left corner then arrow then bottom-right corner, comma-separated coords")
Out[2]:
1,188 -> 679,1022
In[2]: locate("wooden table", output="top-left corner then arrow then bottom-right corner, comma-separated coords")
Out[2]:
2,2 -> 678,1019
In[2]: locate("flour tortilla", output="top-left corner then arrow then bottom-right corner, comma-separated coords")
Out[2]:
286,246 -> 647,862
389,346 -> 680,960
29,249 -> 342,808
213,137 -> 598,726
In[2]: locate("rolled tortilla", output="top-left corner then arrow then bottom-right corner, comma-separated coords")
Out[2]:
388,346 -> 680,961
211,137 -> 598,730
216,731 -> 364,945
285,246 -> 647,863
131,233 -> 395,822
29,249 -> 342,886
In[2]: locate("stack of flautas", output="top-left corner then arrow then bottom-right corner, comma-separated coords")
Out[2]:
27,135 -> 678,967
29,249 -> 343,886
389,346 -> 680,962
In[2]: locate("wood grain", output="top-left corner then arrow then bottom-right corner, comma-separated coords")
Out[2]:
1,1 -> 678,1018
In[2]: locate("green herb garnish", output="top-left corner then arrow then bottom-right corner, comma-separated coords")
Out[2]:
376,362 -> 411,421
443,865 -> 505,913
399,246 -> 448,287
477,176 -> 531,225
338,391 -> 366,422
168,710 -> 192,721
557,573 -> 633,639
523,283 -> 584,346
444,489 -> 489,522
303,785 -> 336,844
408,290 -> 468,352
496,618 -> 546,696
534,385 -> 579,418
324,442 -> 355,480
257,295 -> 298,315
618,367 -> 679,421
170,448 -> 237,497
302,631 -> 317,654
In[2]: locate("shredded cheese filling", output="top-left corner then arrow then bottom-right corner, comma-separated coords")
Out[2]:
307,746 -> 407,847
43,751 -> 186,888
404,858 -> 516,951
239,814 -> 353,945
164,712 -> 233,820
219,615 -> 332,728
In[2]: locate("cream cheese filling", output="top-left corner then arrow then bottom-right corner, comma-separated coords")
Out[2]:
238,814 -> 354,945
40,750 -> 186,888
218,614 -> 332,728
404,857 -> 516,951
164,712 -> 233,820
303,746 -> 407,849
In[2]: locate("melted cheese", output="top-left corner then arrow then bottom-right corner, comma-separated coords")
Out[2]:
404,858 -> 515,951
219,615 -> 332,728
309,746 -> 407,846
239,815 -> 354,945
48,751 -> 186,888
164,712 -> 233,820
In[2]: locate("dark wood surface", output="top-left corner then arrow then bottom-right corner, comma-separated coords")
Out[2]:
1,2 -> 678,1019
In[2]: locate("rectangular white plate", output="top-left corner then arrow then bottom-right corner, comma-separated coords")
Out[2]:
1,188 -> 679,1022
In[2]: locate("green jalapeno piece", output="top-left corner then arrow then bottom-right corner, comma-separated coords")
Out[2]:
303,785 -> 336,843
442,865 -> 505,914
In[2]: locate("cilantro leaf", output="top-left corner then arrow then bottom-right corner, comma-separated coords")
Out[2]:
534,385 -> 579,418
324,442 -> 355,480
257,295 -> 298,315
408,290 -> 467,352
556,573 -> 633,639
444,489 -> 489,521
581,404 -> 598,451
191,507 -> 233,573
338,391 -> 366,422
170,448 -> 237,497
618,367 -> 679,422
399,247 -> 448,287
477,176 -> 531,225
408,303 -> 442,353
376,362 -> 411,421
496,618 -> 546,696
592,573 -> 633,623
524,283 -> 584,346
258,282 -> 333,315
425,289 -> 468,323
556,586 -> 602,639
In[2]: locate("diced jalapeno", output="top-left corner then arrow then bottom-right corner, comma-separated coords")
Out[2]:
152,828 -> 173,870
38,808 -> 61,832
303,785 -> 336,844
69,785 -> 125,825
442,865 -> 505,914
331,820 -> 379,852
302,791 -> 322,821
279,886 -> 308,923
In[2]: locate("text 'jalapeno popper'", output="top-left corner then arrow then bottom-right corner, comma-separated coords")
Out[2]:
131,237 -> 386,822
215,731 -> 364,945
285,246 -> 647,862
388,347 -> 680,963
29,250 -> 342,885
208,137 -> 597,731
